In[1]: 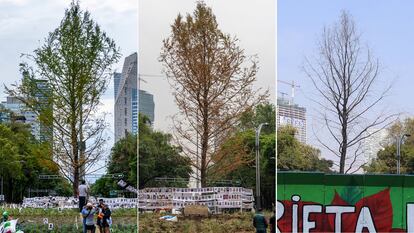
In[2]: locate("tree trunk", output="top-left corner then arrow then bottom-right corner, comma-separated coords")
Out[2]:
200,87 -> 209,187
72,121 -> 79,196
340,121 -> 348,174
200,120 -> 208,187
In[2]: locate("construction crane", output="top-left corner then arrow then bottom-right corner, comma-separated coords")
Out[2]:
277,80 -> 300,105
278,91 -> 289,100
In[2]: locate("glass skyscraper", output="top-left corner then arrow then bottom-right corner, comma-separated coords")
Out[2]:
114,53 -> 154,142
139,90 -> 154,125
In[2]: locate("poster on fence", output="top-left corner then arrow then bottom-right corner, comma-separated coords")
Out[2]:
138,187 -> 253,210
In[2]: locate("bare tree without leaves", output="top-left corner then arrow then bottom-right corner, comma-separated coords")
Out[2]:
304,11 -> 397,174
6,2 -> 120,195
160,2 -> 267,187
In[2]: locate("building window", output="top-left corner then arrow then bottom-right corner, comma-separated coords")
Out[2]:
124,108 -> 127,115
124,97 -> 127,105
125,118 -> 127,126
124,129 -> 128,137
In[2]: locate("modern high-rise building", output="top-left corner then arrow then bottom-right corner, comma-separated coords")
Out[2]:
1,79 -> 51,142
114,53 -> 138,142
139,90 -> 154,124
114,53 -> 155,142
362,128 -> 388,164
277,98 -> 307,144
0,96 -> 40,140
33,79 -> 52,142
113,72 -> 122,99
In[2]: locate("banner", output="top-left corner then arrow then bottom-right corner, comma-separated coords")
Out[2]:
277,172 -> 414,233
139,187 -> 254,211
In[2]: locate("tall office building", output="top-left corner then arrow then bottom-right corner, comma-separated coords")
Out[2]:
114,53 -> 138,142
114,53 -> 155,142
1,96 -> 40,140
362,128 -> 388,164
114,72 -> 122,99
277,98 -> 307,144
34,79 -> 52,142
139,90 -> 154,124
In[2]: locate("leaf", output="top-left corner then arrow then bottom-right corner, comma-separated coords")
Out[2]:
340,181 -> 363,205
328,188 -> 393,233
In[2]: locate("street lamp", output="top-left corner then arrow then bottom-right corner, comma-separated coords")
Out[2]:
397,133 -> 411,174
255,122 -> 268,210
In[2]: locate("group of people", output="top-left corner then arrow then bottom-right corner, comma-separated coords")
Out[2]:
78,180 -> 112,233
253,208 -> 276,233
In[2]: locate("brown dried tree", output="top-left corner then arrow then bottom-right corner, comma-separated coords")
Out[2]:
304,11 -> 397,174
160,2 -> 266,187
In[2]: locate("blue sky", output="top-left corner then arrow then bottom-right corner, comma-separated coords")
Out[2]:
278,0 -> 414,163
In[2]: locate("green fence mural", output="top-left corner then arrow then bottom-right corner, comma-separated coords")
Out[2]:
277,172 -> 414,233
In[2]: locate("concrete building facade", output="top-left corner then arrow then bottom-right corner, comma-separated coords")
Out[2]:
0,96 -> 40,140
362,128 -> 388,164
277,98 -> 307,144
114,53 -> 155,142
114,53 -> 138,142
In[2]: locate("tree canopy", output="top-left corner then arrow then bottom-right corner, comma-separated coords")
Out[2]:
92,116 -> 192,197
160,2 -> 267,187
208,103 -> 275,209
0,118 -> 71,202
365,118 -> 414,174
6,1 -> 120,195
304,11 -> 396,173
277,126 -> 333,173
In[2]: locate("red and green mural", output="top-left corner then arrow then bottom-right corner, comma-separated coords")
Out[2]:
277,172 -> 414,233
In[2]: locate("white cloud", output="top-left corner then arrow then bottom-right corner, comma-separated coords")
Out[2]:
0,0 -> 28,6
62,0 -> 137,14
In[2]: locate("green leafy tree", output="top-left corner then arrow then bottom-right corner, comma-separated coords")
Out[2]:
0,121 -> 71,202
277,126 -> 333,172
92,116 -> 192,196
7,1 -> 121,195
365,118 -> 414,174
209,103 -> 275,209
139,116 -> 192,188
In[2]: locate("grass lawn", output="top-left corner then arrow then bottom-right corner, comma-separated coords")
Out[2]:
0,208 -> 137,233
139,211 -> 274,233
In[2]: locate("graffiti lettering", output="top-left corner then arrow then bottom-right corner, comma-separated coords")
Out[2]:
303,205 -> 322,233
325,206 -> 355,233
407,204 -> 414,232
291,195 -> 300,233
355,207 -> 376,232
277,195 -> 391,233
276,201 -> 284,233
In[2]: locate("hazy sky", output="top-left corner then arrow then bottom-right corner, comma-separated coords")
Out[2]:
0,0 -> 137,174
139,0 -> 275,132
279,0 -> 414,164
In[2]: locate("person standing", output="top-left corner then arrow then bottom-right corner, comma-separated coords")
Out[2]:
78,180 -> 89,212
253,208 -> 268,233
96,199 -> 104,233
78,180 -> 89,233
82,203 -> 97,233
101,204 -> 112,233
